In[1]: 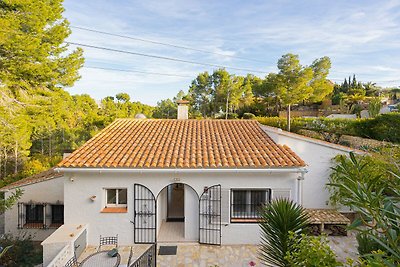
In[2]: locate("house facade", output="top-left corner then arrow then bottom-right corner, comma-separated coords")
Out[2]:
56,118 -> 306,246
1,108 -> 357,258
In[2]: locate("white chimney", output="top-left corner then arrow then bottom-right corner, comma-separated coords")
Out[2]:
176,100 -> 189,119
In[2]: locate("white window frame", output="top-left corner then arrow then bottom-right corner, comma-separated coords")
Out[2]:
104,188 -> 128,208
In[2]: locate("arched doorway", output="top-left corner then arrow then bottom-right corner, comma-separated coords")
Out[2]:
156,183 -> 199,242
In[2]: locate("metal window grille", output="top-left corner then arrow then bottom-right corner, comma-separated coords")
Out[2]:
230,189 -> 271,222
51,204 -> 64,226
17,202 -> 64,229
18,202 -> 47,229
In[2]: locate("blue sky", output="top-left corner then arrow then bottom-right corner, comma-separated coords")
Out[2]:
63,0 -> 400,105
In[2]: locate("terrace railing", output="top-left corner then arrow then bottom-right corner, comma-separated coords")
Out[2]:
130,243 -> 156,267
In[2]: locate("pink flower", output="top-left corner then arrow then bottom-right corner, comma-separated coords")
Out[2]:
249,261 -> 256,266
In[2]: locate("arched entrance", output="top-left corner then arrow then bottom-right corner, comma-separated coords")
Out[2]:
156,183 -> 199,242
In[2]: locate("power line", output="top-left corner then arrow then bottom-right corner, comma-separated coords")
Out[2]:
83,66 -> 192,78
71,25 -> 269,64
66,41 -> 268,74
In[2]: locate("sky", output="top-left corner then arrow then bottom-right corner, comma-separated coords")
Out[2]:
63,0 -> 400,105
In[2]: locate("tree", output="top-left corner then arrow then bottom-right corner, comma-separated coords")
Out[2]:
0,189 -> 23,213
115,93 -> 130,103
368,97 -> 382,118
274,54 -> 313,131
153,99 -> 177,119
0,0 -> 84,90
188,72 -> 213,117
308,57 -> 334,102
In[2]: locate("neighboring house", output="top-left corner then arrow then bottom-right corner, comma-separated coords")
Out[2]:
1,103 -> 359,264
0,168 -> 64,241
326,114 -> 357,119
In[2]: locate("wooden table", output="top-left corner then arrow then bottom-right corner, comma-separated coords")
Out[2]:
79,250 -> 121,267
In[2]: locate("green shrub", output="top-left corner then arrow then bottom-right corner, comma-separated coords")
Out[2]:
258,198 -> 310,267
242,113 -> 256,119
285,233 -> 341,267
354,113 -> 400,143
256,114 -> 400,143
356,233 -> 382,256
327,153 -> 400,265
0,234 -> 42,267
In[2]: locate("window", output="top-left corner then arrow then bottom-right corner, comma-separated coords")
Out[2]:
231,189 -> 271,222
51,205 -> 64,226
26,204 -> 44,224
18,203 -> 64,229
105,189 -> 127,207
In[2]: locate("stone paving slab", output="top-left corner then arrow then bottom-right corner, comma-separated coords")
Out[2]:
157,244 -> 264,267
77,232 -> 358,267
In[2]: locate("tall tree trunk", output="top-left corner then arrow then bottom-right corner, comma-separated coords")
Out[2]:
14,141 -> 18,174
41,137 -> 44,155
225,89 -> 230,120
287,104 -> 291,132
3,148 -> 7,177
49,133 -> 52,158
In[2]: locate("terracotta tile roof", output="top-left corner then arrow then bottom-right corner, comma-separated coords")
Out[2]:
307,209 -> 350,224
0,168 -> 63,190
58,119 -> 305,169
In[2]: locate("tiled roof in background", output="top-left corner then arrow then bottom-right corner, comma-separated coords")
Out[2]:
58,119 -> 305,169
0,168 -> 63,190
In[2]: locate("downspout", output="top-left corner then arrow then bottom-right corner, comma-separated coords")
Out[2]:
297,171 -> 306,205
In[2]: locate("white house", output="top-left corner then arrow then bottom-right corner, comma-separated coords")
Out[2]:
1,104 -> 359,265
1,168 -> 64,241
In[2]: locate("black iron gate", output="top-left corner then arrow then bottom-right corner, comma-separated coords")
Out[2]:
134,184 -> 156,244
199,184 -> 221,245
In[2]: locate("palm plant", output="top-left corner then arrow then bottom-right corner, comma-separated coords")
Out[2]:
258,198 -> 309,267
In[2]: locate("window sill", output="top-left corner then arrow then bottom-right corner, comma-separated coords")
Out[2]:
22,223 -> 46,229
230,218 -> 261,223
101,207 -> 128,213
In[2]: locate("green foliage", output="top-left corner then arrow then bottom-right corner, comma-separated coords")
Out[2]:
153,99 -> 177,119
356,233 -> 383,256
354,113 -> 400,143
0,189 -> 23,213
258,198 -> 309,267
0,246 -> 12,259
327,152 -> 400,264
256,114 -> 400,143
0,234 -> 42,267
242,113 -> 256,119
0,0 -> 84,90
284,233 -> 341,267
256,116 -> 357,135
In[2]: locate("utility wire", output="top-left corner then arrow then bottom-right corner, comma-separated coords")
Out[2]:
66,41 -> 268,74
83,66 -> 192,78
71,25 -> 269,64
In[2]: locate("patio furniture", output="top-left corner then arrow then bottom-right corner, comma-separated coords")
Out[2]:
64,255 -> 78,267
98,235 -> 118,251
79,250 -> 121,267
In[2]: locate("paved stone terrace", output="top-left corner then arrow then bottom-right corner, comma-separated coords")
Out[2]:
78,233 -> 358,267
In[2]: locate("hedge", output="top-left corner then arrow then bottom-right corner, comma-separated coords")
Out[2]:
256,113 -> 400,143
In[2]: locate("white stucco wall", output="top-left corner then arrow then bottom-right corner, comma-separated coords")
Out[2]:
62,170 -> 298,245
156,188 -> 167,232
184,185 -> 199,241
261,125 -> 356,210
4,177 -> 64,241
